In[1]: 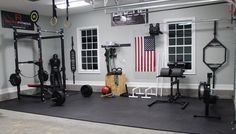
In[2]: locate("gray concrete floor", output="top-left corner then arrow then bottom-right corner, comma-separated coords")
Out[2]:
0,109 -> 185,134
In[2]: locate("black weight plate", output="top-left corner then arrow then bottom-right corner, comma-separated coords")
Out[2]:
9,73 -> 21,86
52,91 -> 65,106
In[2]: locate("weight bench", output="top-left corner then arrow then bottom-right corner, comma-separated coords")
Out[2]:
148,66 -> 189,110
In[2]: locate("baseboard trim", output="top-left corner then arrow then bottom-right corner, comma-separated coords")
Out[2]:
66,80 -> 234,91
0,85 -> 30,101
0,81 -> 233,101
0,85 -> 29,95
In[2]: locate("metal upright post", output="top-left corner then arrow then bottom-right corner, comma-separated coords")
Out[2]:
13,28 -> 21,100
37,27 -> 45,102
233,19 -> 236,130
60,29 -> 66,92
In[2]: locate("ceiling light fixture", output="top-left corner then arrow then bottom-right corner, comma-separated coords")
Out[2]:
56,0 -> 90,9
27,0 -> 40,2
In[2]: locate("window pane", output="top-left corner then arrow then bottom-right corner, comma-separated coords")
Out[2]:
185,38 -> 192,45
177,24 -> 183,29
93,57 -> 98,62
82,57 -> 86,63
169,55 -> 175,62
88,43 -> 92,49
177,30 -> 183,37
185,62 -> 192,69
169,24 -> 175,30
82,37 -> 86,43
87,37 -> 92,42
82,64 -> 87,69
169,31 -> 175,37
82,30 -> 86,36
169,39 -> 175,45
184,46 -> 191,53
93,36 -> 97,42
87,51 -> 91,56
87,57 -> 92,63
177,47 -> 183,54
169,47 -> 175,54
177,55 -> 183,62
92,29 -> 97,35
92,50 -> 97,56
93,64 -> 98,69
87,30 -> 92,36
184,24 -> 191,29
82,51 -> 86,56
185,30 -> 192,37
177,38 -> 183,45
82,44 -> 86,49
185,55 -> 191,61
93,43 -> 98,49
88,64 -> 92,69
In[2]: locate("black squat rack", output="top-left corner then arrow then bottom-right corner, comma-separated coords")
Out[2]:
11,26 -> 66,105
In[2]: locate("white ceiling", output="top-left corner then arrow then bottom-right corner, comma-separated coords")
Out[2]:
0,0 -> 229,17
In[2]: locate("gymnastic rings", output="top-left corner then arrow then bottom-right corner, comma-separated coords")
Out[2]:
64,19 -> 71,28
50,16 -> 58,26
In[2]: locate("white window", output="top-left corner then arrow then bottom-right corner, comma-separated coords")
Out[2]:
164,18 -> 195,74
77,26 -> 100,73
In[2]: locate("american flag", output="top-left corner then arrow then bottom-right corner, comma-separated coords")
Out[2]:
135,36 -> 156,72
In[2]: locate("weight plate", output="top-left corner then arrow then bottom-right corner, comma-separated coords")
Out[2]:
9,73 -> 21,86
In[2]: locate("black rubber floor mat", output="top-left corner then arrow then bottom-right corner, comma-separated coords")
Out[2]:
0,91 -> 234,134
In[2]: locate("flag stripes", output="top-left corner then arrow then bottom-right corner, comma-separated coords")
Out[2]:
135,36 -> 156,72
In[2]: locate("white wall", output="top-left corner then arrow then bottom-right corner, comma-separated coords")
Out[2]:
55,3 -> 234,90
0,3 -> 234,92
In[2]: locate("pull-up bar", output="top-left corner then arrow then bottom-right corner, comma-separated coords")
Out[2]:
41,29 -> 63,34
13,29 -> 40,40
41,35 -> 63,40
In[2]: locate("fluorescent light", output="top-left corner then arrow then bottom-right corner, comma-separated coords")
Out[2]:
56,0 -> 90,9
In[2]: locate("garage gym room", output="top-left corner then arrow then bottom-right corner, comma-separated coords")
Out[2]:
0,0 -> 236,134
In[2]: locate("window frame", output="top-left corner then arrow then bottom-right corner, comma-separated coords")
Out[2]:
77,26 -> 100,74
164,17 -> 196,74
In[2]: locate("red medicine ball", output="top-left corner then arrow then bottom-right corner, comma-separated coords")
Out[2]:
101,86 -> 111,95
